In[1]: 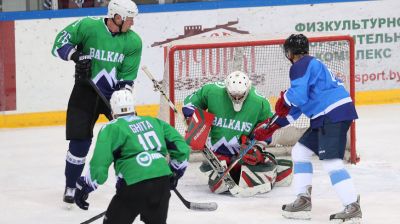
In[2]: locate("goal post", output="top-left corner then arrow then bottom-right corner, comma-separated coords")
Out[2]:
160,33 -> 358,164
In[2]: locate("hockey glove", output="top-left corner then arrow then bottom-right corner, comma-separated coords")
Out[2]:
242,147 -> 264,166
275,91 -> 290,117
71,51 -> 91,80
169,161 -> 187,190
75,177 -> 96,210
253,118 -> 281,141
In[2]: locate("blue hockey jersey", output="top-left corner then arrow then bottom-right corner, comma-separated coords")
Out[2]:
277,55 -> 358,128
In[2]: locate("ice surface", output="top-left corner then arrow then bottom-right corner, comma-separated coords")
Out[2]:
0,104 -> 399,223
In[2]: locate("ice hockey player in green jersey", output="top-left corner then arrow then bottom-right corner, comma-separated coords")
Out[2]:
51,0 -> 142,206
182,71 -> 293,196
74,88 -> 190,224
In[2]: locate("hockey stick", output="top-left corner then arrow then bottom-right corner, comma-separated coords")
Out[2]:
79,188 -> 217,224
141,65 -> 219,210
87,79 -> 113,120
141,66 -> 187,124
212,114 -> 278,189
80,211 -> 106,224
173,188 -> 218,211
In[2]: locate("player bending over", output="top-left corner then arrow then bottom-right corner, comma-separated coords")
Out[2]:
74,89 -> 190,224
254,34 -> 362,223
182,71 -> 293,196
51,0 -> 143,206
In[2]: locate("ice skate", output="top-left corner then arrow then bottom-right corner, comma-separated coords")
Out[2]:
330,196 -> 362,223
282,185 -> 312,220
63,187 -> 75,209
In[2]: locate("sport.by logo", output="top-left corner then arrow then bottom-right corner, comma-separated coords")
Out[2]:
136,152 -> 152,167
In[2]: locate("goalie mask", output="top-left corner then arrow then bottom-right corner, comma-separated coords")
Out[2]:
225,71 -> 251,112
284,34 -> 309,59
110,89 -> 135,118
108,0 -> 138,21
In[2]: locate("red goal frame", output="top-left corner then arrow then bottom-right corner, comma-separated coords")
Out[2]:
165,35 -> 358,164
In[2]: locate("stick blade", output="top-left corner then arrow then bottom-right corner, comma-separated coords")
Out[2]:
189,202 -> 218,211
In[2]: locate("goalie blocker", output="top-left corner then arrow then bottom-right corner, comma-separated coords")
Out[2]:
185,109 -> 215,150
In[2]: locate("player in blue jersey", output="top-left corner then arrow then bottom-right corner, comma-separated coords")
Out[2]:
254,34 -> 362,223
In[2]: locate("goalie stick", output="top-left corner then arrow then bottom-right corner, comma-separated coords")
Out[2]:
141,65 -> 219,210
141,66 -> 244,196
141,66 -> 186,123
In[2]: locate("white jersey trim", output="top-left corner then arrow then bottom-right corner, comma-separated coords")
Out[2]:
287,114 -> 296,124
311,97 -> 353,119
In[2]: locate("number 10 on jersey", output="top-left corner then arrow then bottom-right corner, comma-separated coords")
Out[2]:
137,131 -> 162,151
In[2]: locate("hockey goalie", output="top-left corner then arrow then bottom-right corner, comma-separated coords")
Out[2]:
182,71 -> 293,197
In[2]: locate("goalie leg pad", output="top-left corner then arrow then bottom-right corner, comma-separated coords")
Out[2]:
275,159 -> 294,187
237,164 -> 277,196
208,170 -> 230,194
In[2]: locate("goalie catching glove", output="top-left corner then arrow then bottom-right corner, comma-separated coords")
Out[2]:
242,146 -> 264,166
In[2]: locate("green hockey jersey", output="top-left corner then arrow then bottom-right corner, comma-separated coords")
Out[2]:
51,17 -> 142,97
183,82 -> 273,156
87,115 -> 190,186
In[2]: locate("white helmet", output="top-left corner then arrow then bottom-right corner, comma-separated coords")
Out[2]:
108,0 -> 138,21
225,71 -> 251,112
110,89 -> 135,118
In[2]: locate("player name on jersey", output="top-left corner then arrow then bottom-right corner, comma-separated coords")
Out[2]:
89,47 -> 125,63
213,116 -> 253,133
128,120 -> 153,134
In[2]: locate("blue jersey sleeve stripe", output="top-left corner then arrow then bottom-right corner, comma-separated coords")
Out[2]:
57,44 -> 75,61
288,106 -> 302,121
275,117 -> 289,127
283,92 -> 291,106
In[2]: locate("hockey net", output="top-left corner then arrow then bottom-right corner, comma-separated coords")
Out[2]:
160,34 -> 358,164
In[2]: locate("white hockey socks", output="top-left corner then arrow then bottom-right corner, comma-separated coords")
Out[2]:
292,143 -> 314,195
322,159 -> 358,206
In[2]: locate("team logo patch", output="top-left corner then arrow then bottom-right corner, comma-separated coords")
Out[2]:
136,152 -> 164,167
136,152 -> 152,167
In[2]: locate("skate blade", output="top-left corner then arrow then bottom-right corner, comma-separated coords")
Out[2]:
282,210 -> 311,220
330,217 -> 362,224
